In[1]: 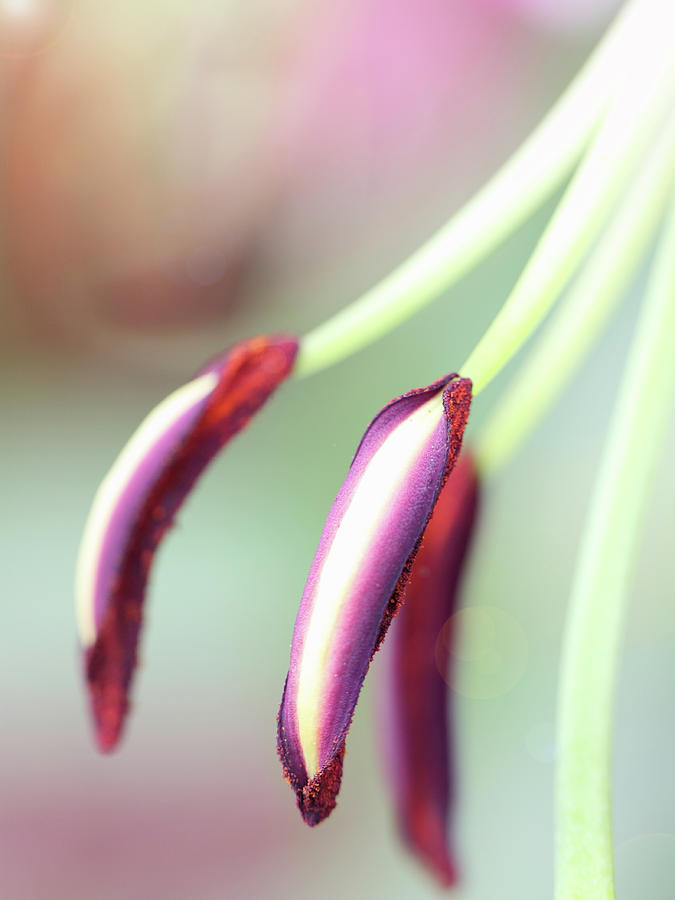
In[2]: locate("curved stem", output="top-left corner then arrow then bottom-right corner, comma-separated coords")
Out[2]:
293,0 -> 647,379
475,115 -> 675,476
461,20 -> 675,396
555,190 -> 675,900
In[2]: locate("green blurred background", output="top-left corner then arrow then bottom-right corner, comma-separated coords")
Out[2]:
1,1 -> 673,897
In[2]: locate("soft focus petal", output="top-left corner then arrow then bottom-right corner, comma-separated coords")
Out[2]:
278,375 -> 472,825
379,453 -> 480,887
76,334 -> 298,752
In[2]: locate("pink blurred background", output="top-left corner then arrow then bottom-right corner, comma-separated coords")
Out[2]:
1,0 -> 609,354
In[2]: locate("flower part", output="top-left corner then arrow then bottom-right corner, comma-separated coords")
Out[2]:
379,453 -> 480,887
75,334 -> 298,752
277,374 -> 472,826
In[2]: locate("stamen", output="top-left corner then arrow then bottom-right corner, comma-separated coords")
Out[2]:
476,113 -> 675,475
461,19 -> 675,395
296,395 -> 444,777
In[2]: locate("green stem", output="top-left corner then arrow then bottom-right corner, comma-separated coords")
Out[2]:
293,0 -> 647,379
554,190 -> 675,900
461,21 -> 675,396
475,116 -> 675,476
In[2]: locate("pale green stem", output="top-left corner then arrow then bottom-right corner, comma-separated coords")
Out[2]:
475,114 -> 675,476
461,19 -> 675,396
293,0 -> 648,379
554,191 -> 675,900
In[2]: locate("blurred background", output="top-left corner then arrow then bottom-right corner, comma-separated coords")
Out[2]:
2,0 -> 674,897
